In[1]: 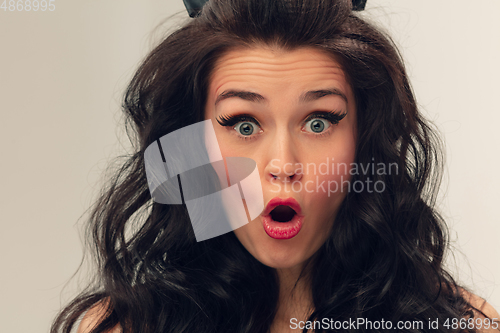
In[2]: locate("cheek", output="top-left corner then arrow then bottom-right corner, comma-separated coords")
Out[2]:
302,139 -> 356,215
204,120 -> 231,189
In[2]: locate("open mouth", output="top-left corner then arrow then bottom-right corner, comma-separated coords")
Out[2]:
270,205 -> 297,222
262,198 -> 304,239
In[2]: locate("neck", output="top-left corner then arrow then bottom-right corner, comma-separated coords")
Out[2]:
271,261 -> 315,332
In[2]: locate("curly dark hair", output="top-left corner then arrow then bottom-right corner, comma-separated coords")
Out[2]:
51,0 -> 488,332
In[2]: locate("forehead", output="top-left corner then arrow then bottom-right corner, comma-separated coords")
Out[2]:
208,46 -> 352,99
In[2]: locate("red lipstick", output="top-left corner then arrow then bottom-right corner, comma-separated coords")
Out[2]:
261,197 -> 304,239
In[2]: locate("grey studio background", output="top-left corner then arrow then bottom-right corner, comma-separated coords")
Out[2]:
1,1 -> 499,332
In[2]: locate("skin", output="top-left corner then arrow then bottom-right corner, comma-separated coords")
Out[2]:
205,46 -> 357,268
204,46 -> 358,331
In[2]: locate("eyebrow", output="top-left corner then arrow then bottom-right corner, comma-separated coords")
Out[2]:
215,90 -> 265,106
300,89 -> 348,103
214,88 -> 348,106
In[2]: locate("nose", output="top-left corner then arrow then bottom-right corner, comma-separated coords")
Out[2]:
263,131 -> 303,183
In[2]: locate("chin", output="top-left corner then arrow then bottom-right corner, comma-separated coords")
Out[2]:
238,231 -> 314,270
260,249 -> 308,269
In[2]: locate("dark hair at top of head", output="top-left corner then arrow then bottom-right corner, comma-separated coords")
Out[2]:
184,0 -> 367,17
51,1 -> 485,332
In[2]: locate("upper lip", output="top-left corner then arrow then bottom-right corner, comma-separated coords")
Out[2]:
263,197 -> 302,216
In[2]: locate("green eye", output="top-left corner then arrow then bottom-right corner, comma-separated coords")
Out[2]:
235,121 -> 258,136
304,119 -> 330,133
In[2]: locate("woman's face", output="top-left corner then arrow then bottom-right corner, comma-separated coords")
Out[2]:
204,46 -> 357,270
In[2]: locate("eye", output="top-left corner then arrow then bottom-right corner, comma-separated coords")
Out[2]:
303,118 -> 330,133
235,121 -> 259,136
301,111 -> 347,135
216,114 -> 262,139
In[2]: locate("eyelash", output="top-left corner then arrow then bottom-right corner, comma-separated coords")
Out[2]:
216,111 -> 347,140
303,111 -> 347,131
216,114 -> 261,140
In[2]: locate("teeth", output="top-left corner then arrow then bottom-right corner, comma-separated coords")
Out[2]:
270,205 -> 296,222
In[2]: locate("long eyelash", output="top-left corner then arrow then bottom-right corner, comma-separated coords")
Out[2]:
304,110 -> 347,125
216,114 -> 261,141
216,114 -> 261,127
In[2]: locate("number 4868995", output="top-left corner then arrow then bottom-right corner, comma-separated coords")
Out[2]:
1,0 -> 56,11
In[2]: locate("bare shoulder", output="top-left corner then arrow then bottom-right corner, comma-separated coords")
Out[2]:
77,298 -> 122,333
460,289 -> 500,332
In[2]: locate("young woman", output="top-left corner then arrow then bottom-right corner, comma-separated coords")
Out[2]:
51,0 -> 499,332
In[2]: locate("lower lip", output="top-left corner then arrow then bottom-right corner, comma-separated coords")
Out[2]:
262,214 -> 304,239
